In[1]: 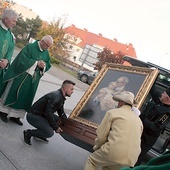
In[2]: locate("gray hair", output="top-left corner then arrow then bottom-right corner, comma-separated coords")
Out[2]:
42,35 -> 54,44
2,8 -> 19,20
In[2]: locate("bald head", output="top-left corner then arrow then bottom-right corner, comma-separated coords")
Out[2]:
42,35 -> 53,44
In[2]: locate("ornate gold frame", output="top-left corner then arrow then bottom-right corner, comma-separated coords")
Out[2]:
69,63 -> 159,128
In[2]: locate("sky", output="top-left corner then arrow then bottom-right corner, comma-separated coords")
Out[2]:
13,0 -> 170,70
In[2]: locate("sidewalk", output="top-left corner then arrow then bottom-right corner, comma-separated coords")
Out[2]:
0,73 -> 90,170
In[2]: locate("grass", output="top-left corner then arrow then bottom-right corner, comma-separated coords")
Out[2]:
52,63 -> 78,77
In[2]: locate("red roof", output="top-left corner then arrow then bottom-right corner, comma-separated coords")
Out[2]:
65,25 -> 137,58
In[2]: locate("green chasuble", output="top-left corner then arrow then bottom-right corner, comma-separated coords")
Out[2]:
121,151 -> 170,170
2,40 -> 51,112
0,24 -> 15,96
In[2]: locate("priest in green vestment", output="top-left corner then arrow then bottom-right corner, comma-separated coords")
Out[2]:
0,8 -> 18,96
0,35 -> 53,125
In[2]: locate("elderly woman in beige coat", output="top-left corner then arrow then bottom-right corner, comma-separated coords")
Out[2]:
84,91 -> 143,170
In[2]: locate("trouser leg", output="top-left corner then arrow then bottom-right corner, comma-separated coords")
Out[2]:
135,143 -> 151,166
84,148 -> 124,170
26,112 -> 54,139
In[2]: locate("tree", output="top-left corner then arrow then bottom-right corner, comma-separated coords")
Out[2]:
12,15 -> 27,42
0,0 -> 16,14
26,16 -> 42,41
12,16 -> 42,47
0,0 -> 10,15
1,0 -> 42,44
94,48 -> 125,71
36,17 -> 70,60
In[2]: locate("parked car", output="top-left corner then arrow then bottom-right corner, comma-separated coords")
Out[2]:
77,70 -> 98,84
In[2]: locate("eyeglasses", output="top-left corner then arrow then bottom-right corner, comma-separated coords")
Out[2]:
42,40 -> 50,48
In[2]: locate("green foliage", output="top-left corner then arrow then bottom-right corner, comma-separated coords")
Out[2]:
94,48 -> 125,71
50,57 -> 61,65
26,16 -> 42,40
15,42 -> 25,49
36,17 -> 70,61
12,15 -> 42,45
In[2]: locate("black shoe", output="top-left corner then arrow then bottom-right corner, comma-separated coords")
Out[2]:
0,112 -> 8,123
34,136 -> 49,144
23,130 -> 31,146
10,117 -> 23,126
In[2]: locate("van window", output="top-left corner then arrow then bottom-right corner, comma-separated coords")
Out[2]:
158,74 -> 170,86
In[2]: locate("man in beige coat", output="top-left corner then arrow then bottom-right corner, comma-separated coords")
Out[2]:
84,91 -> 143,170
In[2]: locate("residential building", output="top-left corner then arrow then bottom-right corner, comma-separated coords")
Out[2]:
10,3 -> 137,71
64,25 -> 137,70
11,4 -> 38,20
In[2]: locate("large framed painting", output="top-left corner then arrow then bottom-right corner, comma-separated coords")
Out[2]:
60,63 -> 159,152
69,63 -> 159,128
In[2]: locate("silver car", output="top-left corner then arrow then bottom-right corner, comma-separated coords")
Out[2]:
77,70 -> 98,84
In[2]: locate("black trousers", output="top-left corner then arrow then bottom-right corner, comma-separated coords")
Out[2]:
135,131 -> 158,166
26,112 -> 59,139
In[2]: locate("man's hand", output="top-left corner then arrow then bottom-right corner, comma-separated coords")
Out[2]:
37,60 -> 46,69
0,59 -> 8,69
55,127 -> 63,134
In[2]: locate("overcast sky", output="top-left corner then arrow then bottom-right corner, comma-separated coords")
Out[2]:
13,0 -> 170,69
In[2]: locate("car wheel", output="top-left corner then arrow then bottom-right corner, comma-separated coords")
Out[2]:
80,74 -> 88,83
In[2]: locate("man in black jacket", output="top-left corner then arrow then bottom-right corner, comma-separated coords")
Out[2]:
135,85 -> 170,166
23,80 -> 75,146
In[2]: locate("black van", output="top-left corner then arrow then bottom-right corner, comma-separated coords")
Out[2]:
123,56 -> 170,158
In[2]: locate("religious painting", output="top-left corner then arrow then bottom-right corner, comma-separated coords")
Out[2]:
69,63 -> 159,128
